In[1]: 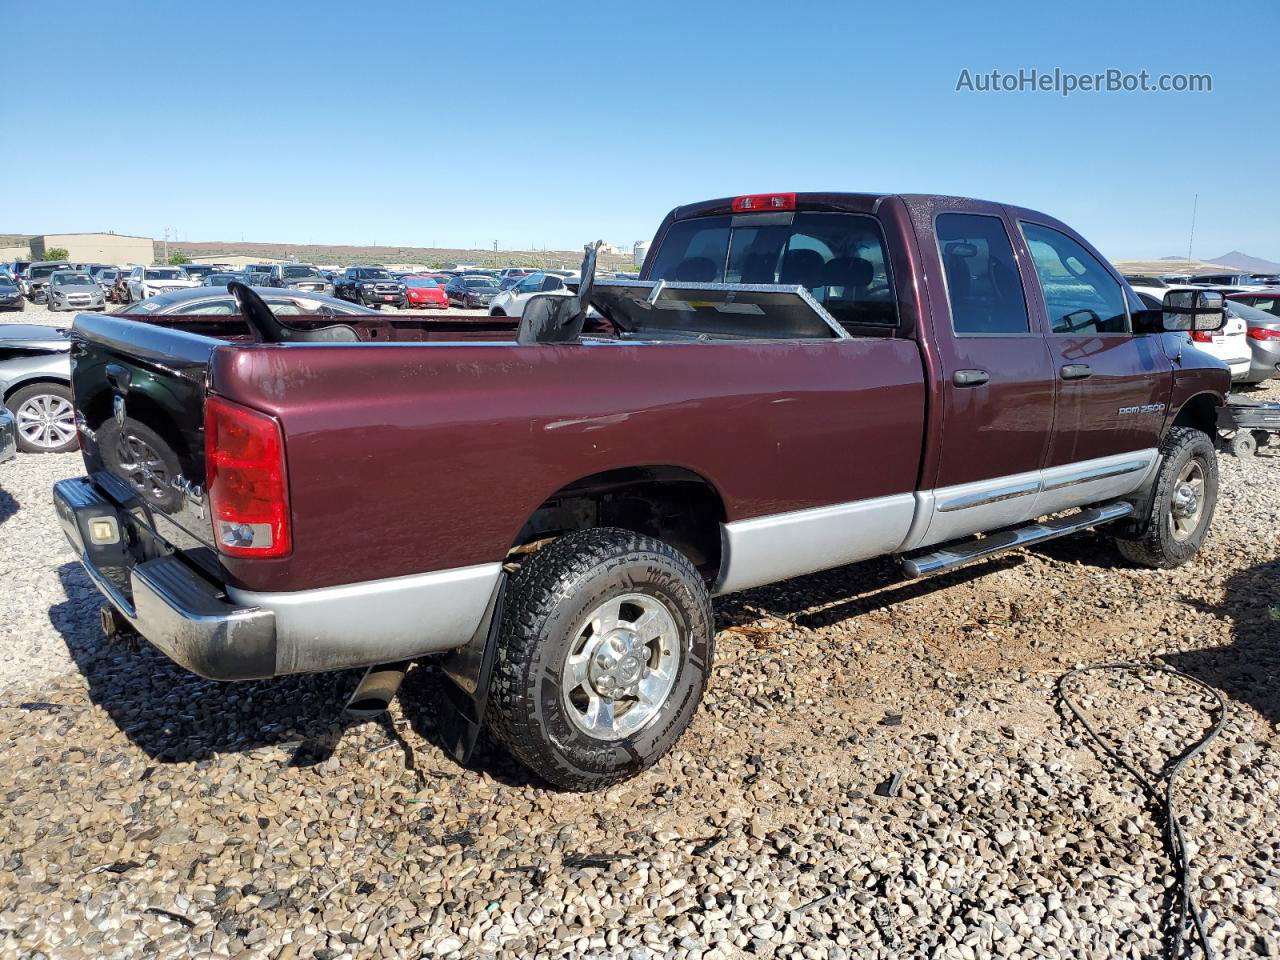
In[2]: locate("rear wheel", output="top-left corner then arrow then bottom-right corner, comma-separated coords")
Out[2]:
9,383 -> 77,453
1116,427 -> 1218,568
487,528 -> 714,790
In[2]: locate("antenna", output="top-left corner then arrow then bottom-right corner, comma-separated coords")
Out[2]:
1186,193 -> 1198,270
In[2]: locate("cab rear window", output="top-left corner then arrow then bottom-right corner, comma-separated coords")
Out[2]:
647,212 -> 897,328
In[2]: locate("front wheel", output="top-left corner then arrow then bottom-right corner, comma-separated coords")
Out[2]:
487,528 -> 714,791
1116,426 -> 1219,568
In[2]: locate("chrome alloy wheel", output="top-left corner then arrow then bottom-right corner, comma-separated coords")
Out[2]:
562,593 -> 681,741
1169,459 -> 1206,542
15,394 -> 76,450
114,433 -> 171,501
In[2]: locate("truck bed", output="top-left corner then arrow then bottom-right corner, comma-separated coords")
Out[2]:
70,310 -> 927,594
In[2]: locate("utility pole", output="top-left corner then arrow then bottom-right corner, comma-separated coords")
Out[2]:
1186,193 -> 1198,270
163,228 -> 169,263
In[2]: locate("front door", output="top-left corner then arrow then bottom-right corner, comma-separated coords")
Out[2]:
1016,220 -> 1172,472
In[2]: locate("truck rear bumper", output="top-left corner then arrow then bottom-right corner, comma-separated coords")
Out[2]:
54,475 -> 502,680
54,476 -> 276,680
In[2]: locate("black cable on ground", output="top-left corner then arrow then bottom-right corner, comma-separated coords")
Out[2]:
1057,662 -> 1226,960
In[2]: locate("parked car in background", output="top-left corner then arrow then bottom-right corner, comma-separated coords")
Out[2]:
115,287 -> 381,318
1229,291 -> 1280,318
497,267 -> 537,281
1122,274 -> 1167,288
109,271 -> 133,304
6,261 -> 31,285
47,272 -> 107,312
334,267 -> 406,309
488,270 -> 576,318
1188,273 -> 1258,288
125,265 -> 200,302
92,268 -> 120,297
21,261 -> 73,302
265,264 -> 334,297
1249,274 -> 1280,286
402,276 -> 449,309
444,274 -> 500,308
0,273 -> 24,312
0,406 -> 15,463
201,271 -> 246,287
0,323 -> 74,453
1132,284 -> 1251,380
180,264 -> 217,283
1224,295 -> 1280,384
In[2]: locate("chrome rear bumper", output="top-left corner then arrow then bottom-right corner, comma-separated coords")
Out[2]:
53,476 -> 275,680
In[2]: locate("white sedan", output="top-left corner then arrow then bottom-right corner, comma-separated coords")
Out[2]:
489,271 -> 578,319
1132,285 -> 1252,381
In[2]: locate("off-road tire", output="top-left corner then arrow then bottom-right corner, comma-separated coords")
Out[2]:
486,527 -> 714,791
1228,432 -> 1257,458
1115,427 -> 1218,568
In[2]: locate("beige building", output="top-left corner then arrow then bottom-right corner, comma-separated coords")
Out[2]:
187,255 -> 290,269
30,233 -> 154,265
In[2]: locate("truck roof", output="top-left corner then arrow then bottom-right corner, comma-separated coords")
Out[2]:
667,191 -> 1051,222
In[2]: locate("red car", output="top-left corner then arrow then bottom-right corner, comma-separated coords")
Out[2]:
402,276 -> 448,309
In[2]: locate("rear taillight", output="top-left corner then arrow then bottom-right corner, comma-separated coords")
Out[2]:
1248,326 -> 1280,341
205,395 -> 290,558
732,192 -> 796,213
1190,330 -> 1213,343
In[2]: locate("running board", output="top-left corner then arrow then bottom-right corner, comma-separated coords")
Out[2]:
900,501 -> 1134,579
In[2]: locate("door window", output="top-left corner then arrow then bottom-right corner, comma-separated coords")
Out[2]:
935,213 -> 1029,334
1021,222 -> 1129,335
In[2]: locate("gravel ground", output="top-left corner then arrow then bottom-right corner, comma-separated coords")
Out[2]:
0,349 -> 1277,958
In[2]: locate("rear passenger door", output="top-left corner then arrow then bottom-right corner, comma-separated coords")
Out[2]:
1016,220 -> 1171,480
913,209 -> 1056,547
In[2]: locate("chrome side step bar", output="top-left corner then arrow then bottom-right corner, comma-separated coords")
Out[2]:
901,501 -> 1134,579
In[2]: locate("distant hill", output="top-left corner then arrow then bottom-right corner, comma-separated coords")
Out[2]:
167,239 -> 631,271
1208,250 -> 1280,273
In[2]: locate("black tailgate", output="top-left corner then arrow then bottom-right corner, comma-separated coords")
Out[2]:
70,312 -> 222,565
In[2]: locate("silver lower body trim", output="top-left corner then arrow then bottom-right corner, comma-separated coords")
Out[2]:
713,492 -> 916,595
911,449 -> 1157,551
229,562 -> 504,675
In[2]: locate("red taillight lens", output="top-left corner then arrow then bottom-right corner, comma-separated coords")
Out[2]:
1248,326 -> 1280,341
732,192 -> 796,213
205,395 -> 290,558
1190,330 -> 1213,343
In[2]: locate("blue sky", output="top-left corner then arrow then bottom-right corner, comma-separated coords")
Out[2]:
5,0 -> 1277,261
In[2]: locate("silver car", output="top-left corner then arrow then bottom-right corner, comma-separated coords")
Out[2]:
0,324 -> 75,453
47,271 -> 106,312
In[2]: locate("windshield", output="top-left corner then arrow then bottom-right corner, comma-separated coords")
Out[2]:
405,277 -> 439,288
207,273 -> 240,284
647,212 -> 898,327
182,265 -> 214,276
53,274 -> 95,286
98,270 -> 118,280
29,264 -> 67,281
464,277 -> 498,288
145,268 -> 183,280
361,269 -> 392,280
283,265 -> 319,279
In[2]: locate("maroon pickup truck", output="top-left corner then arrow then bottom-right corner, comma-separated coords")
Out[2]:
54,192 -> 1229,790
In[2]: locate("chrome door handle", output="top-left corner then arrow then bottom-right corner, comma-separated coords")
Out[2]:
953,369 -> 990,387
1061,363 -> 1092,380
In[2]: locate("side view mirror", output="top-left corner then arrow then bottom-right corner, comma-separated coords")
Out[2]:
1161,289 -> 1225,333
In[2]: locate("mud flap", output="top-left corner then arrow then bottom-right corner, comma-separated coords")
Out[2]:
437,574 -> 507,765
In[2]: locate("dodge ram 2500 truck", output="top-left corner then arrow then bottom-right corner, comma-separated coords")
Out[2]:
54,191 -> 1229,790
